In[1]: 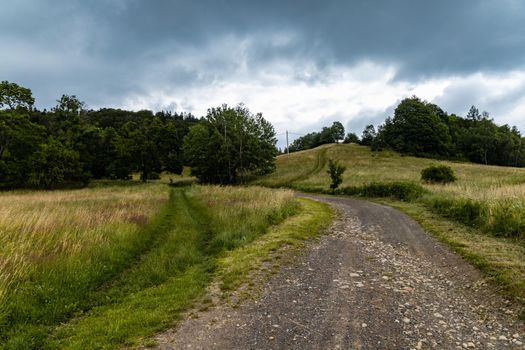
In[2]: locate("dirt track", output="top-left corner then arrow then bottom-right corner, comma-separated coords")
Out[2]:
153,195 -> 524,349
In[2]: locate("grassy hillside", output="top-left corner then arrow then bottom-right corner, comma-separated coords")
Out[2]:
257,143 -> 525,193
255,143 -> 525,315
0,183 -> 332,349
257,143 -> 525,238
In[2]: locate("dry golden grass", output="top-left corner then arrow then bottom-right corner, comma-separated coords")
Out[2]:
187,185 -> 298,251
429,181 -> 525,201
191,185 -> 295,213
0,183 -> 168,306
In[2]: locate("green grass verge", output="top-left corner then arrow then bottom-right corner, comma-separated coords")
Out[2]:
48,266 -> 210,350
216,198 -> 333,294
425,194 -> 525,240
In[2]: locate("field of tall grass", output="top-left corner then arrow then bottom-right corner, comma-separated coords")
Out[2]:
256,143 -> 525,239
0,183 -> 169,345
0,183 -> 168,301
0,182 -> 330,348
259,143 -> 525,190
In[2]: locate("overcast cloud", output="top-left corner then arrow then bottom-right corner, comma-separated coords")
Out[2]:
1,0 -> 525,146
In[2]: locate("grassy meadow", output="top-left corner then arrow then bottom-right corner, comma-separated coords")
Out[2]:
0,183 -> 332,349
256,143 -> 525,238
255,143 -> 525,312
258,143 -> 525,193
3,142 -> 523,347
0,183 -> 170,347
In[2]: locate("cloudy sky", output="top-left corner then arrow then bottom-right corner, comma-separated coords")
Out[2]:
1,0 -> 525,147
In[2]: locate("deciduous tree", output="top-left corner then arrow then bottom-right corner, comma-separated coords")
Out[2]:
183,104 -> 277,184
0,81 -> 34,110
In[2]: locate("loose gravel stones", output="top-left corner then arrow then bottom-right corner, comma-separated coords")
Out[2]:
152,196 -> 524,350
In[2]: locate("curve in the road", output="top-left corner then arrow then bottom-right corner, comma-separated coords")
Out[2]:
154,195 -> 525,350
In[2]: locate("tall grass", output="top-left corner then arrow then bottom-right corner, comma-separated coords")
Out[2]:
422,178 -> 525,239
0,184 -> 302,348
48,185 -> 300,349
0,184 -> 169,344
427,192 -> 525,239
189,185 -> 298,251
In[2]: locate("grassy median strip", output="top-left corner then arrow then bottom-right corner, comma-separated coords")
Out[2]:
48,266 -> 211,349
216,198 -> 333,295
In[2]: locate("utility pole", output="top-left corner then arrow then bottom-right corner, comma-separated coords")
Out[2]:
224,120 -> 231,183
286,130 -> 289,156
239,124 -> 243,184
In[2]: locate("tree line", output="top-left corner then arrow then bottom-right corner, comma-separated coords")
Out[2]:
0,81 -> 277,189
367,97 -> 525,167
288,96 -> 525,168
286,121 -> 345,152
5,78 -> 521,190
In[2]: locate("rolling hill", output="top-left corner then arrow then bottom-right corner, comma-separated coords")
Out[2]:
255,143 -> 525,195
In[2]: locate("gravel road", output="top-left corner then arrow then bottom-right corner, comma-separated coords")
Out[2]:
153,195 -> 524,349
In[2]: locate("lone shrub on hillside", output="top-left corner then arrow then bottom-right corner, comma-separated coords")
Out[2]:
327,159 -> 346,191
421,165 -> 456,184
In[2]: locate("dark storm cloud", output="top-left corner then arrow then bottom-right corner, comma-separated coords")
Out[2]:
1,0 -> 525,109
79,0 -> 525,76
